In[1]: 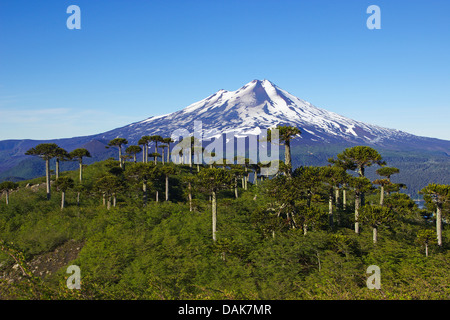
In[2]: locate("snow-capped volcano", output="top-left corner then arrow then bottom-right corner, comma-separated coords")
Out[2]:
100,79 -> 415,146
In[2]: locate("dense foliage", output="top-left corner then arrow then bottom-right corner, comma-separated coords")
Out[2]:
0,141 -> 449,300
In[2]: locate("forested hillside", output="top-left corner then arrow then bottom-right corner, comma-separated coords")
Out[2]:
0,131 -> 449,300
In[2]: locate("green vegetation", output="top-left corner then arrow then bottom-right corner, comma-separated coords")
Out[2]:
0,138 -> 449,300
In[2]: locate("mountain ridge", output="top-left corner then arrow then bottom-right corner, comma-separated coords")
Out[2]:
0,79 -> 449,196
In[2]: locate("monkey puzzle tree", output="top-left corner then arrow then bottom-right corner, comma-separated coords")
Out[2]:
360,204 -> 395,243
335,146 -> 384,207
420,183 -> 450,246
375,166 -> 400,205
160,164 -> 177,202
149,135 -> 164,164
108,138 -> 128,168
349,176 -> 373,234
96,174 -> 124,210
320,165 -> 348,229
126,162 -> 156,206
54,176 -> 75,210
0,181 -> 18,205
138,136 -> 151,163
69,148 -> 91,182
162,137 -> 174,163
416,229 -> 437,257
53,147 -> 70,180
126,145 -> 142,163
268,125 -> 301,176
196,168 -> 233,242
25,143 -> 60,200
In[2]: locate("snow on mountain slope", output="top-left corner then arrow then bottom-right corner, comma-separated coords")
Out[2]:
99,79 -> 413,145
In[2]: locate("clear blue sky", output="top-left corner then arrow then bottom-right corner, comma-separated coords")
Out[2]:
0,0 -> 449,140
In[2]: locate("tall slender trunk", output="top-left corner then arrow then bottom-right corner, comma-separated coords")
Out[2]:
188,182 -> 193,212
143,180 -> 147,206
154,143 -> 158,164
79,160 -> 83,182
45,159 -> 51,200
118,146 -> 123,168
142,145 -> 146,163
167,144 -> 171,163
165,175 -> 169,201
133,154 -> 137,163
328,194 -> 334,229
113,194 -> 117,207
77,192 -> 80,206
425,243 -> 429,257
145,144 -> 149,163
161,149 -> 165,165
5,190 -> 9,205
285,141 -> 291,176
61,191 -> 66,210
343,188 -> 347,210
355,192 -> 360,234
234,179 -> 239,199
155,190 -> 159,202
55,159 -> 60,180
107,196 -> 111,210
373,227 -> 378,244
436,205 -> 442,246
379,185 -> 384,206
212,190 -> 217,242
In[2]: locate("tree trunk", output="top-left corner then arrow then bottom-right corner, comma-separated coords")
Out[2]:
355,192 -> 360,234
107,196 -> 111,210
328,194 -> 334,229
143,180 -> 147,206
5,190 -> 9,205
335,187 -> 340,209
55,159 -> 60,180
343,188 -> 347,210
303,224 -> 308,235
167,144 -> 171,163
212,190 -> 217,242
285,141 -> 291,176
45,159 -> 51,200
113,194 -> 117,207
165,175 -> 169,201
142,145 -> 146,163
77,192 -> 80,206
425,243 -> 429,257
154,143 -> 158,164
234,180 -> 239,199
436,205 -> 442,246
79,160 -> 83,182
61,191 -> 65,210
373,227 -> 377,244
118,146 -> 123,168
188,182 -> 193,212
380,185 -> 384,206
156,190 -> 159,202
102,193 -> 106,206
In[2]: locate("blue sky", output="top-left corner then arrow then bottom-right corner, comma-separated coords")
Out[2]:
0,0 -> 449,140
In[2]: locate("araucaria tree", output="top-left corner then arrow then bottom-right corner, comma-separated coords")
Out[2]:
25,143 -> 60,200
360,204 -> 395,243
197,168 -> 233,242
349,176 -> 373,234
53,147 -> 70,179
334,146 -> 384,207
149,135 -> 164,164
420,183 -> 450,246
268,125 -> 301,176
55,177 -> 75,210
108,138 -> 128,168
0,181 -> 19,205
126,145 -> 142,163
69,148 -> 91,182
